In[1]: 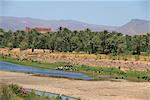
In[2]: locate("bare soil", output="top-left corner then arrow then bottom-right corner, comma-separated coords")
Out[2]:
0,48 -> 150,71
0,71 -> 149,100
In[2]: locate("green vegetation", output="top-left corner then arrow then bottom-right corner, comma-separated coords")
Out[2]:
0,54 -> 66,70
0,27 -> 149,81
0,84 -> 70,100
0,55 -> 150,82
0,28 -> 149,55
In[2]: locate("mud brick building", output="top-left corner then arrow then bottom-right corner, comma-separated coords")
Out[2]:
25,27 -> 52,33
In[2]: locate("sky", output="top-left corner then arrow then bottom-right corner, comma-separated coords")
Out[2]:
0,0 -> 149,26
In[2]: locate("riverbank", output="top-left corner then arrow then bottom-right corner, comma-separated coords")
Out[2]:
0,84 -> 75,100
0,56 -> 150,82
0,48 -> 150,71
0,71 -> 149,100
0,61 -> 93,80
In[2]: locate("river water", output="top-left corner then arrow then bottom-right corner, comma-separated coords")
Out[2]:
0,61 -> 93,80
0,61 -> 93,99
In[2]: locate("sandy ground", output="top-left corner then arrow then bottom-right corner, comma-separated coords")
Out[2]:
0,71 -> 149,100
1,48 -> 150,71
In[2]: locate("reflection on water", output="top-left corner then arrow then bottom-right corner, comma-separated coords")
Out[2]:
0,61 -> 93,80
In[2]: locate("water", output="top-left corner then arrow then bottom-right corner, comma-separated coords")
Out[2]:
0,61 -> 93,80
27,89 -> 76,100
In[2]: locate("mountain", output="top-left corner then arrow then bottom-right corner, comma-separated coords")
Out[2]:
0,16 -> 149,35
117,19 -> 150,35
0,16 -> 117,32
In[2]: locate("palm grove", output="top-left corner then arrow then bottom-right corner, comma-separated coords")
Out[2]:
0,28 -> 150,55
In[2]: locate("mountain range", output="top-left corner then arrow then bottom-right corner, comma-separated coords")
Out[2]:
0,16 -> 149,35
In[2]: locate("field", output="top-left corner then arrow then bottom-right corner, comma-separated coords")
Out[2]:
0,48 -> 150,71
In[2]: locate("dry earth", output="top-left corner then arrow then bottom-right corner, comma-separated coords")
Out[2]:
0,48 -> 150,71
0,71 -> 149,100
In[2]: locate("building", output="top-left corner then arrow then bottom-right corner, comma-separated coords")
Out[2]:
25,27 -> 52,33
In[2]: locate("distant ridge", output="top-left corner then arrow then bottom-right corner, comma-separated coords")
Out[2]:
0,16 -> 149,35
116,19 -> 150,35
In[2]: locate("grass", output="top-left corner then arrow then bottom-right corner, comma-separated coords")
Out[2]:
46,52 -> 150,62
0,84 -> 76,100
0,55 -> 150,82
0,55 -> 66,70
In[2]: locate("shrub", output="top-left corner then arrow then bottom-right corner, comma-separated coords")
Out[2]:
77,97 -> 82,100
134,55 -> 140,61
0,84 -> 71,100
8,84 -> 20,96
0,84 -> 20,100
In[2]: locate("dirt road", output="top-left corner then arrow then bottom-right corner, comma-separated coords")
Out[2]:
0,71 -> 149,100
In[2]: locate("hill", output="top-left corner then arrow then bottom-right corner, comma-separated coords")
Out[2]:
0,16 -> 149,35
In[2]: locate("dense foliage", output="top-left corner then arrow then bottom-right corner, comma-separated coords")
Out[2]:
0,28 -> 150,55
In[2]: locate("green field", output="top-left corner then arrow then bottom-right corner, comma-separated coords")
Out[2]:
0,55 -> 150,82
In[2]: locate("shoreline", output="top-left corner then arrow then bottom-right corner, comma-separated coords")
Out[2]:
0,57 -> 150,82
0,48 -> 150,71
0,70 -> 149,100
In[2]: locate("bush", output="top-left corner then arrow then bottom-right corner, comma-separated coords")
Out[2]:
134,55 -> 140,61
0,85 -> 20,100
0,84 -> 72,100
8,84 -> 20,96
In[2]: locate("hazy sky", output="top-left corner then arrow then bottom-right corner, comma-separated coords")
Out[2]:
0,0 -> 149,26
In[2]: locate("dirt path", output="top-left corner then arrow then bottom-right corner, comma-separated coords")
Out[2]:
0,71 -> 149,100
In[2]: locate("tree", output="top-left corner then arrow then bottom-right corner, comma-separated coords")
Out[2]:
0,27 -> 149,56
19,40 -> 28,50
132,35 -> 141,55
